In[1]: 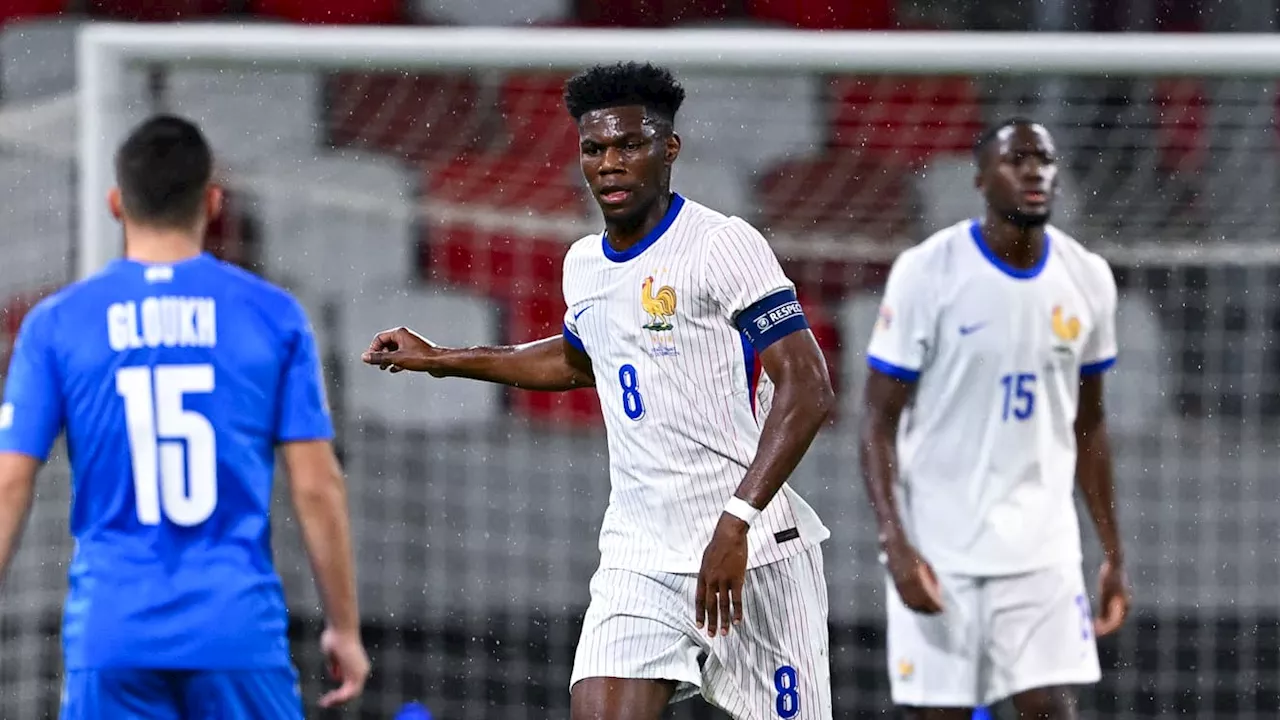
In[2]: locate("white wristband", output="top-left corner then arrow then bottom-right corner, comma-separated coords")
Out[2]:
724,497 -> 760,525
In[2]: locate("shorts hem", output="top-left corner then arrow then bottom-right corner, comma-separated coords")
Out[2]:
982,669 -> 1103,706
890,692 -> 981,709
569,671 -> 703,701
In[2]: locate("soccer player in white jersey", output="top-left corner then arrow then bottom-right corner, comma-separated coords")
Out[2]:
859,118 -> 1132,720
362,62 -> 835,720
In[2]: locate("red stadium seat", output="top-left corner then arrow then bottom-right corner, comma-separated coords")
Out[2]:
505,293 -> 601,427
424,226 -> 567,302
746,0 -> 893,29
203,189 -> 255,269
756,154 -> 913,240
0,0 -> 63,23
249,0 -> 401,24
423,151 -> 587,215
829,76 -> 981,167
499,73 -> 579,168
1153,78 -> 1207,174
575,0 -> 733,27
87,0 -> 228,20
0,287 -> 55,376
326,72 -> 492,163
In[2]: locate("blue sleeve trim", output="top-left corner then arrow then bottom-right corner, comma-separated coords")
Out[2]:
735,288 -> 809,353
277,428 -> 337,443
0,306 -> 64,461
1080,357 -> 1116,376
563,323 -> 585,354
867,356 -> 921,383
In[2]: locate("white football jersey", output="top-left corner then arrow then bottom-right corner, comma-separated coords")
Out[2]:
562,194 -> 830,573
867,219 -> 1118,576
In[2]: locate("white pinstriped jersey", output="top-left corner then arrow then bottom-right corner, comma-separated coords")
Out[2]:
867,220 -> 1118,576
562,194 -> 829,573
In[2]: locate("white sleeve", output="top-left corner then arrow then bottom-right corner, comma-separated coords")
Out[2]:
704,218 -> 795,319
1080,257 -> 1118,375
561,250 -> 586,353
866,250 -> 937,382
704,219 -> 811,352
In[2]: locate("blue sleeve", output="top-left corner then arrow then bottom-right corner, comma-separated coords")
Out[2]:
275,304 -> 334,443
0,305 -> 64,461
734,288 -> 810,353
562,322 -> 585,353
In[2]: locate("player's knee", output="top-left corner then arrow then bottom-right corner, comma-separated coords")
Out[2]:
1011,685 -> 1078,720
569,677 -> 674,720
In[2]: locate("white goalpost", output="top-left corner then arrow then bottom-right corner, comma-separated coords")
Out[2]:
0,20 -> 1259,719
76,25 -> 1280,276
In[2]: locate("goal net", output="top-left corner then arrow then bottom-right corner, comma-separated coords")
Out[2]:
0,23 -> 1276,719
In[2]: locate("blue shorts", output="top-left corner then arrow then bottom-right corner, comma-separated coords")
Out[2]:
60,668 -> 303,720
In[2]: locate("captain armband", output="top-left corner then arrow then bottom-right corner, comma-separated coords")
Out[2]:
735,288 -> 810,352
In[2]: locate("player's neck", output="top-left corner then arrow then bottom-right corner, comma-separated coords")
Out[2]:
980,217 -> 1046,271
605,192 -> 672,251
123,227 -> 205,265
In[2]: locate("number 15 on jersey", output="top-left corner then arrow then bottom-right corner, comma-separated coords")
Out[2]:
999,372 -> 1036,422
116,364 -> 218,527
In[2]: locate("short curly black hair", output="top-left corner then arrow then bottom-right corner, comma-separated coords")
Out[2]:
563,62 -> 686,127
973,116 -> 1038,163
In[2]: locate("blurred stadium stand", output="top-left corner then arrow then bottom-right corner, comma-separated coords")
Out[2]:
2,1 -> 1280,719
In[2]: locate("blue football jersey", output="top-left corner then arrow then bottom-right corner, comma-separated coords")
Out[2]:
0,253 -> 333,670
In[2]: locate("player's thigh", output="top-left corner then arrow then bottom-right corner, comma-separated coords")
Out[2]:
885,569 -> 983,709
60,669 -> 181,720
181,668 -> 304,720
570,677 -> 678,720
702,544 -> 832,720
570,566 -> 703,705
982,563 -> 1100,706
1010,685 -> 1080,720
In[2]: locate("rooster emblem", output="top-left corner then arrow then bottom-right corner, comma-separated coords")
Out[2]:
1051,305 -> 1080,342
641,276 -> 677,332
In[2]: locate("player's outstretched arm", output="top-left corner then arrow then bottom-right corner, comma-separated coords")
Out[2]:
1075,374 -> 1130,636
0,454 -> 38,584
282,440 -> 370,708
697,330 -> 834,637
859,370 -> 944,615
362,327 -> 594,391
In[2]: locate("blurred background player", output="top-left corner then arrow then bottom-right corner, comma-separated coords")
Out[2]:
362,62 -> 835,720
0,115 -> 369,719
858,118 -> 1132,720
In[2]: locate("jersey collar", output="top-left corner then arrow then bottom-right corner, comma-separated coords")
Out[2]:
969,219 -> 1050,280
601,193 -> 686,263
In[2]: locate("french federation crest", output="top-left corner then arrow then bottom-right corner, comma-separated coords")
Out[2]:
641,275 -> 679,357
1051,305 -> 1081,355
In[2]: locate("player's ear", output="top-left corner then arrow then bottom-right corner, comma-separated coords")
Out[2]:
206,184 -> 224,223
665,133 -> 681,165
107,187 -> 124,222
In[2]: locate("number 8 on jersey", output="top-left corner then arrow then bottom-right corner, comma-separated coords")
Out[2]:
618,363 -> 645,421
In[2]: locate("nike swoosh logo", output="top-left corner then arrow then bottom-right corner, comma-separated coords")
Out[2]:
573,305 -> 593,321
959,323 -> 987,336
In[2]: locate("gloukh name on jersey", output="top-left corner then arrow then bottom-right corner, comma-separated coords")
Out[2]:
106,296 -> 217,351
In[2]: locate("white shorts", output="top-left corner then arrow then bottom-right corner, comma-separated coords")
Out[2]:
886,562 -> 1101,708
571,543 -> 832,720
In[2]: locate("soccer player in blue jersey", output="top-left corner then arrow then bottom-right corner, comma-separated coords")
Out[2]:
0,115 -> 370,718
